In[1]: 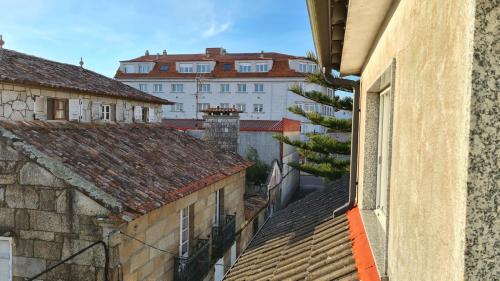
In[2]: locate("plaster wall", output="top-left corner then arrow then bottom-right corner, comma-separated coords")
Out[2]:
0,82 -> 163,123
356,0 -> 476,280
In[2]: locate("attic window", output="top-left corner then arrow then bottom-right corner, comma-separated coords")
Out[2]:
160,64 -> 169,71
223,63 -> 232,71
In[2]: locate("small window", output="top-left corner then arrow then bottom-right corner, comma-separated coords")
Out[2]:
159,64 -> 169,71
253,104 -> 263,113
47,98 -> 68,120
139,84 -> 148,92
237,84 -> 247,93
197,103 -> 210,112
223,63 -> 232,71
142,107 -> 149,122
153,84 -> 163,92
220,84 -> 230,93
220,103 -> 229,109
196,63 -> 210,73
214,189 -> 224,226
172,103 -> 183,112
198,84 -> 211,93
179,63 -> 193,73
180,207 -> 190,257
238,64 -> 251,72
171,84 -> 184,93
254,83 -> 264,93
236,103 -> 246,112
101,105 -> 111,121
256,63 -> 268,72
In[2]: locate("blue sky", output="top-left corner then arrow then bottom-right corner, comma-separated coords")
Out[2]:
0,0 -> 316,77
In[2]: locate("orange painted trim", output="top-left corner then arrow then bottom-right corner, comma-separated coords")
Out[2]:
347,207 -> 381,281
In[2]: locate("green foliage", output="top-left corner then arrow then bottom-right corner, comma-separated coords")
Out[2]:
245,147 -> 270,186
272,51 -> 355,180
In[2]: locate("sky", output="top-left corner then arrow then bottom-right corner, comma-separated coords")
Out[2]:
0,0 -> 316,77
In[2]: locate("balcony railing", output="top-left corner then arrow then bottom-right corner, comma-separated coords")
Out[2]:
174,239 -> 210,281
212,214 -> 236,259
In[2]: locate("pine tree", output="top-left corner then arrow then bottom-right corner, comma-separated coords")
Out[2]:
273,52 -> 354,181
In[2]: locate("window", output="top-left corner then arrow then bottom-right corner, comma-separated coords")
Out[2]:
101,105 -> 111,121
220,103 -> 229,109
238,64 -> 251,72
327,88 -> 335,99
0,237 -> 12,281
198,84 -> 211,93
256,63 -> 268,72
376,87 -> 391,229
299,63 -> 307,73
236,103 -> 246,112
139,84 -> 148,92
47,98 -> 68,120
237,84 -> 247,93
254,83 -> 264,93
180,207 -> 189,257
179,63 -> 193,73
123,66 -> 129,73
196,63 -> 210,73
299,62 -> 318,73
253,104 -> 263,113
159,64 -> 169,71
138,64 -> 150,73
214,189 -> 224,226
141,107 -> 149,122
153,84 -> 163,92
197,103 -> 210,111
172,103 -> 183,112
223,63 -> 232,71
171,84 -> 184,93
220,84 -> 230,93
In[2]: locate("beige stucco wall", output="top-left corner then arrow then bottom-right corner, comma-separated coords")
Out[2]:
0,82 -> 163,122
118,171 -> 245,281
356,0 -> 476,280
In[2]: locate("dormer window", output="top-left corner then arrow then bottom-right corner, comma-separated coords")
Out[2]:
196,63 -> 210,73
179,63 -> 193,73
238,64 -> 251,72
159,64 -> 169,71
299,62 -> 318,73
256,63 -> 268,72
223,63 -> 232,71
138,64 -> 151,73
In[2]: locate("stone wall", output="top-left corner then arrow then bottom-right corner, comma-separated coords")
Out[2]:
203,114 -> 240,153
118,171 -> 246,281
0,82 -> 163,122
0,141 -> 117,281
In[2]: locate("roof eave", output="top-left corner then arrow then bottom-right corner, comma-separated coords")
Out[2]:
307,0 -> 333,72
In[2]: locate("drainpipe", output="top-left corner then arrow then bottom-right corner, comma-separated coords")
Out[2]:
322,75 -> 360,216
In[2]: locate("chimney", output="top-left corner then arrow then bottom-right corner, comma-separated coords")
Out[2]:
205,47 -> 224,57
145,50 -> 149,56
156,53 -> 160,60
0,35 -> 4,49
163,49 -> 167,56
202,108 -> 240,153
260,50 -> 264,58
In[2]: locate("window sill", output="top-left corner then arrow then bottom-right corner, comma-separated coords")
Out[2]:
360,209 -> 387,277
170,92 -> 185,94
235,92 -> 247,94
253,92 -> 265,94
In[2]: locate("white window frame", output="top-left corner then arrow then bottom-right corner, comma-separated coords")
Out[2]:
299,63 -> 307,73
220,103 -> 229,109
256,63 -> 268,72
253,104 -> 263,113
101,104 -> 111,121
180,207 -> 189,257
153,84 -> 163,92
236,103 -> 246,112
197,103 -> 210,112
220,84 -> 230,93
0,237 -> 12,281
139,84 -> 148,92
198,84 -> 211,93
179,63 -> 193,73
237,84 -> 247,93
172,103 -> 183,112
375,87 -> 391,230
196,63 -> 210,73
254,83 -> 264,93
238,64 -> 251,72
171,84 -> 184,93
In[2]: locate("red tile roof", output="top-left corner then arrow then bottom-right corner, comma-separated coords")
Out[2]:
115,50 -> 309,79
162,118 -> 301,133
0,48 -> 171,104
0,121 -> 251,220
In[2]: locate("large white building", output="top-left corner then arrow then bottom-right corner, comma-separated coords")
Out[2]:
115,48 -> 336,133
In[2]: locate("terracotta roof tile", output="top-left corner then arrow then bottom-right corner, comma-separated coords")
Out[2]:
115,52 -> 309,79
0,121 -> 251,219
0,48 -> 171,104
224,175 -> 360,281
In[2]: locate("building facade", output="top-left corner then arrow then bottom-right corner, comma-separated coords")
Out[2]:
115,48 -> 337,134
308,0 -> 498,280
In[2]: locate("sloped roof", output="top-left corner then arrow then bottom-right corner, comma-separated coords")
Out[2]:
0,48 -> 171,104
224,175 -> 360,281
115,51 -> 309,79
162,118 -> 301,133
0,121 -> 251,220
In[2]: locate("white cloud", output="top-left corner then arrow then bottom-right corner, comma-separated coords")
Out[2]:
202,21 -> 231,38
